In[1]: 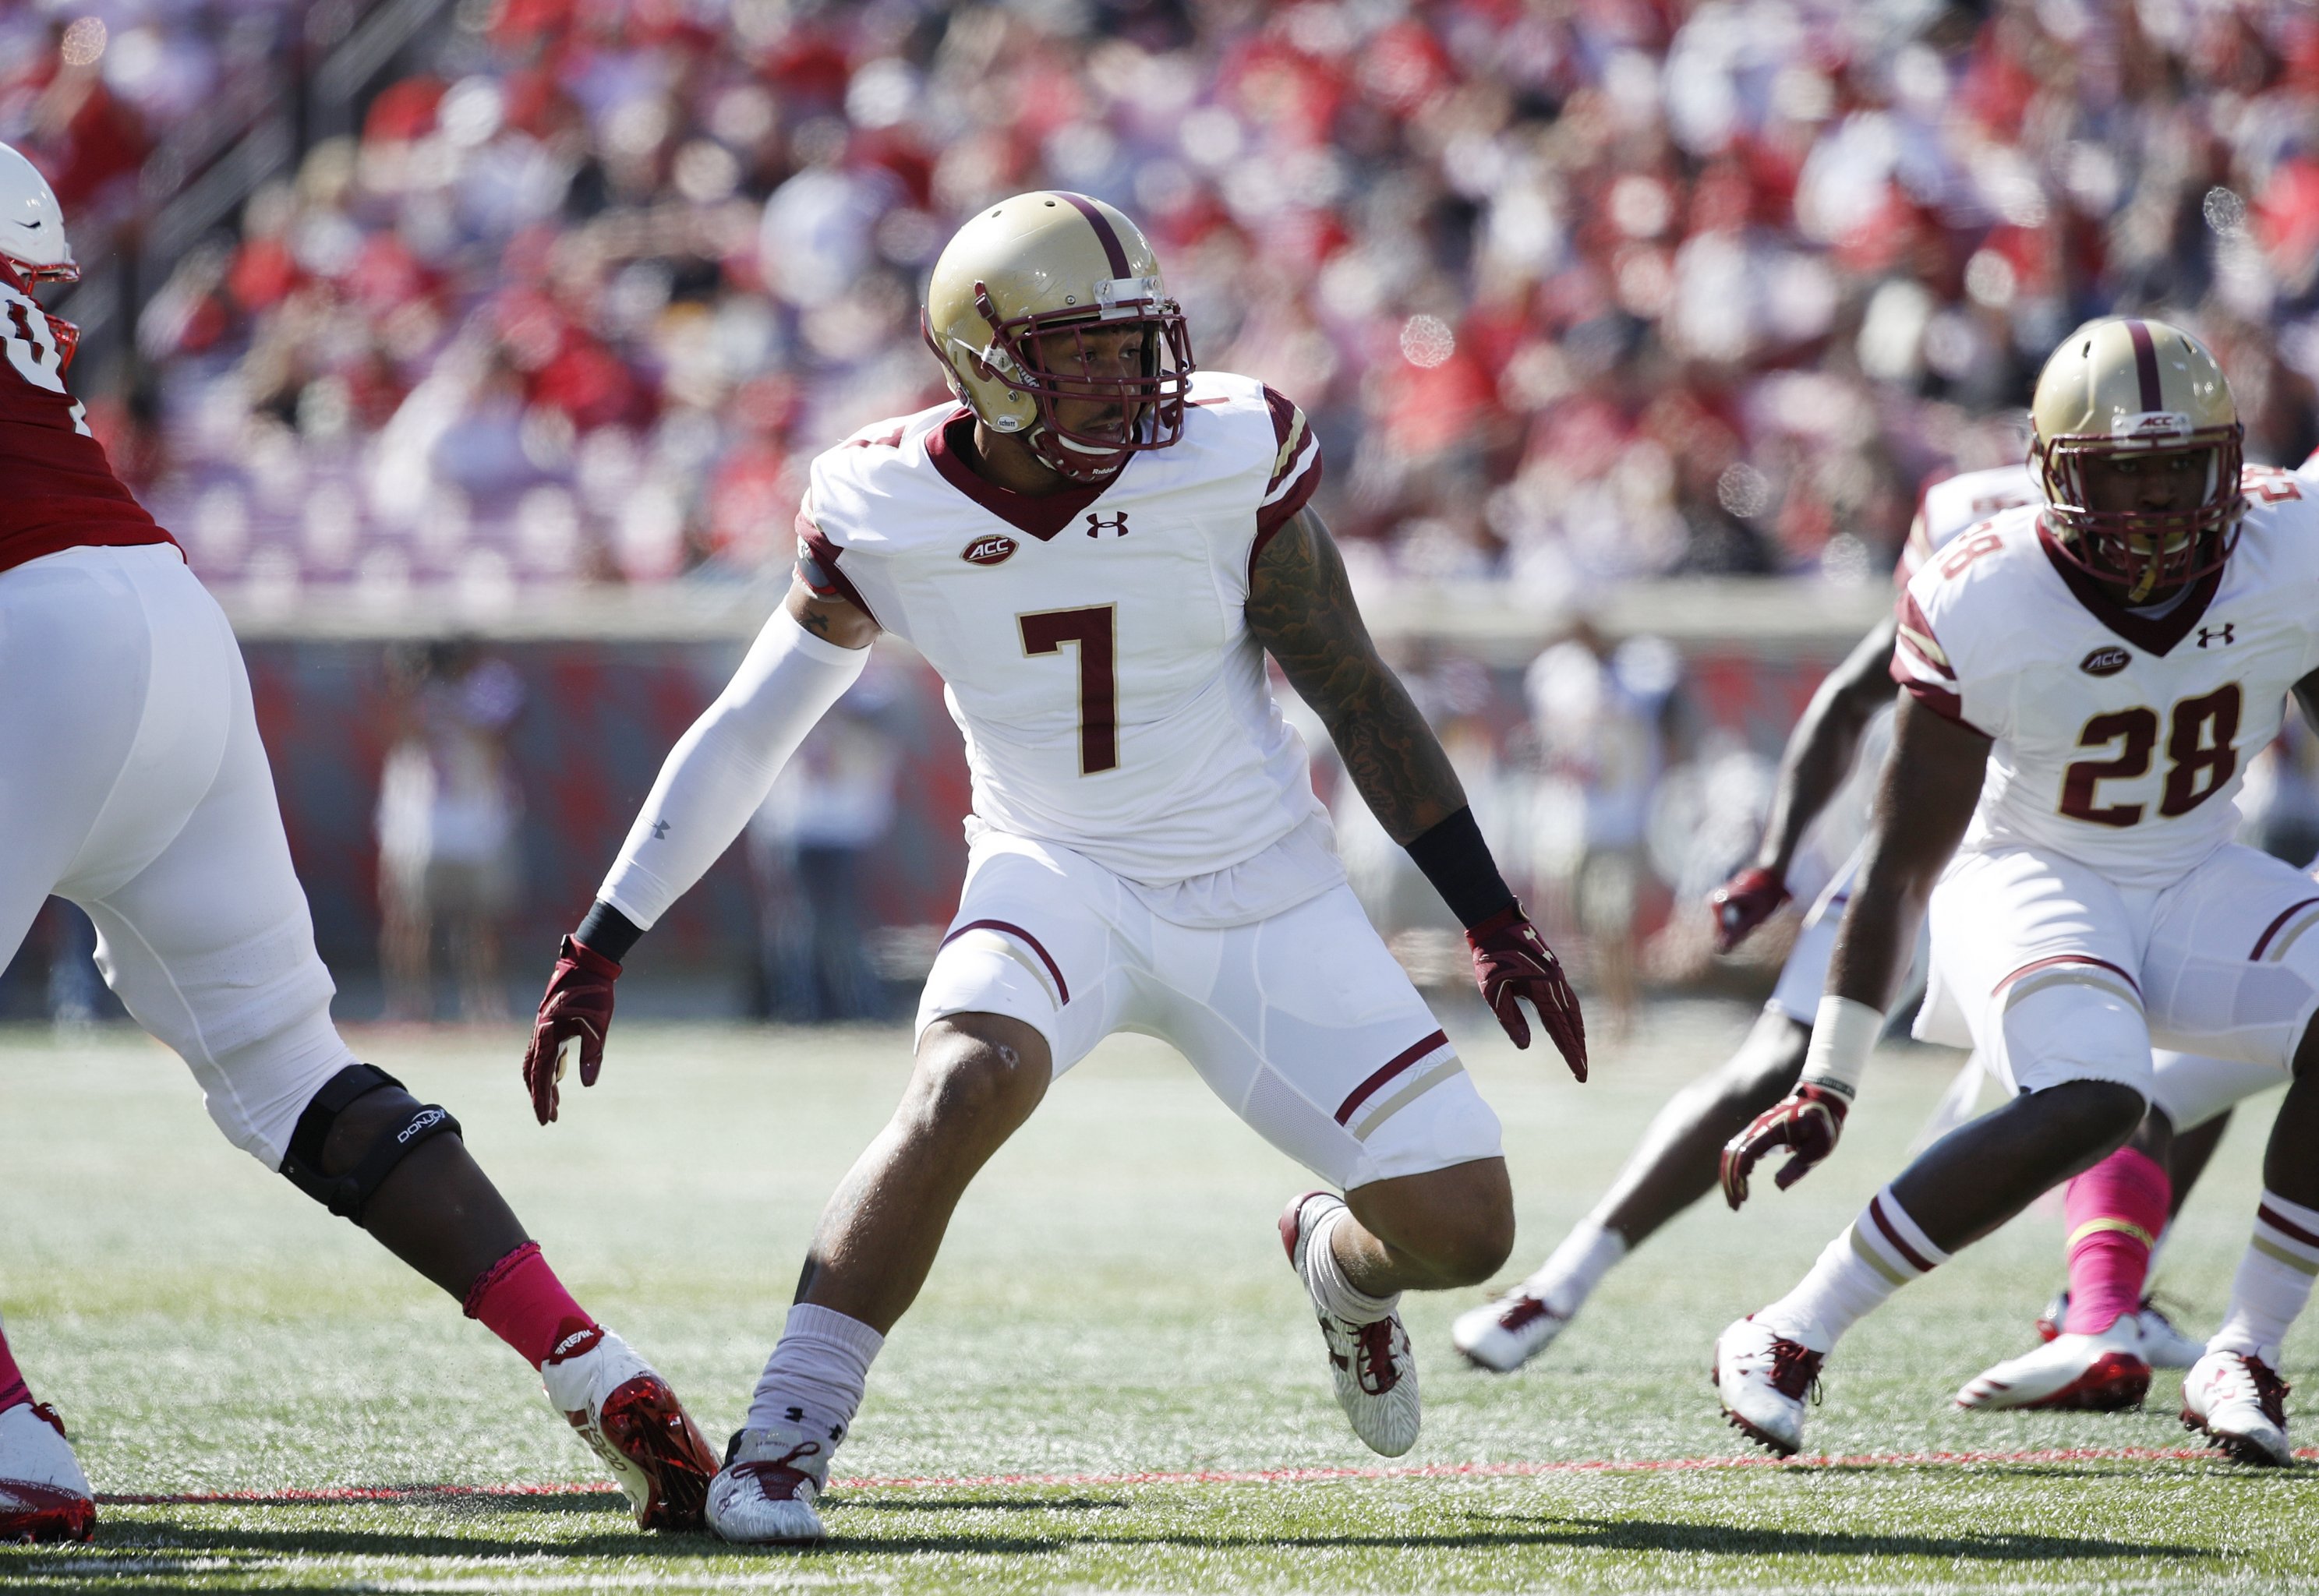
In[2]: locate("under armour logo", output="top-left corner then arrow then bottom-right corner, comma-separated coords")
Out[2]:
1085,511 -> 1130,538
651,819 -> 670,839
2198,624 -> 2236,648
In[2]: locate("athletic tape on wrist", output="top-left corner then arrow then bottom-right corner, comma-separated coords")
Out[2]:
1799,995 -> 1883,1098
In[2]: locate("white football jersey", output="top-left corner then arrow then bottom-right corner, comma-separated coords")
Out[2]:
1897,463 -> 2037,584
1893,464 -> 2319,888
801,369 -> 1328,891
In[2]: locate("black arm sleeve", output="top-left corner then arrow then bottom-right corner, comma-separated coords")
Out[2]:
574,900 -> 644,962
1403,807 -> 1518,930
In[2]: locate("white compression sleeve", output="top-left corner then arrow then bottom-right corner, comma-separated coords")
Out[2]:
596,610 -> 868,929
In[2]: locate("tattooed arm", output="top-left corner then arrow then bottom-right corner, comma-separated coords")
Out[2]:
1248,505 -> 1587,1074
1245,505 -> 1465,842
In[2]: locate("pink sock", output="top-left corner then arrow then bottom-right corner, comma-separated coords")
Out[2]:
2062,1146 -> 2171,1334
0,1325 -> 26,1412
462,1242 -> 600,1368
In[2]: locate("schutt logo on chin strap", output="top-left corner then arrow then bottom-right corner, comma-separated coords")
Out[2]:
1085,511 -> 1130,538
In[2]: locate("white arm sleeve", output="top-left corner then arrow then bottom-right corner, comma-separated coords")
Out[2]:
596,610 -> 869,928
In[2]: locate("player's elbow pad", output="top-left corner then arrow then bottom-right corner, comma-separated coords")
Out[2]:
597,611 -> 868,927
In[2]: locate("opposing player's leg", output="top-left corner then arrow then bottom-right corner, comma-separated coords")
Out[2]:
713,839 -> 1109,1544
1455,1009 -> 1806,1371
57,554 -> 716,1527
1719,846 -> 2152,1453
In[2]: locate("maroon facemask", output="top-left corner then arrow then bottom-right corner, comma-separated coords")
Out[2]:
2035,423 -> 2245,602
925,278 -> 1196,483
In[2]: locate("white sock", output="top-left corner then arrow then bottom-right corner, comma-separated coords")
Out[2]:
2209,1191 -> 2319,1368
1305,1201 -> 1399,1324
1755,1185 -> 1950,1353
744,1304 -> 885,1453
1522,1218 -> 1628,1316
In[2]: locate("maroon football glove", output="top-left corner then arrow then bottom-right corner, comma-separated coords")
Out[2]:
1707,866 -> 1791,955
1720,1084 -> 1850,1209
522,935 -> 621,1125
1465,904 -> 1588,1082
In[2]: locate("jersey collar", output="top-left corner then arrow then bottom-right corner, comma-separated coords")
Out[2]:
2036,517 -> 2223,657
926,408 -> 1119,541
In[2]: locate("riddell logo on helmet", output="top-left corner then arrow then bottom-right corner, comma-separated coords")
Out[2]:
2080,645 -> 2132,676
962,534 -> 1018,566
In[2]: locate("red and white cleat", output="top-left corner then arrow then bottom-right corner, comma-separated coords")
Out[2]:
2035,1290 -> 2207,1369
705,1426 -> 829,1544
539,1326 -> 719,1531
1955,1319 -> 2149,1411
2182,1350 -> 2293,1467
1451,1291 -> 1570,1373
0,1400 -> 94,1545
1281,1192 -> 1421,1457
1713,1316 -> 1822,1457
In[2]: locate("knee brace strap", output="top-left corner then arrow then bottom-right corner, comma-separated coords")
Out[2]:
279,1062 -> 462,1225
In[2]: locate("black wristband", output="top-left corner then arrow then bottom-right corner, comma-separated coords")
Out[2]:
574,900 -> 643,963
1404,807 -> 1517,930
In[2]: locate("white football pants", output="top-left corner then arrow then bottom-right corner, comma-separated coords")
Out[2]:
0,545 -> 355,1166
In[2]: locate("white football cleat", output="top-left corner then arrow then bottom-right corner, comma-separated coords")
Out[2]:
1713,1315 -> 1822,1457
2182,1350 -> 2293,1467
2035,1290 -> 2207,1369
0,1400 -> 94,1544
1955,1319 -> 2149,1411
539,1326 -> 719,1531
705,1425 -> 831,1544
1451,1291 -> 1570,1373
1281,1191 -> 1421,1457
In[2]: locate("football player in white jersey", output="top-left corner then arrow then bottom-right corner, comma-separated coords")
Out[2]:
1716,318 -> 2319,1467
0,143 -> 719,1541
520,192 -> 1588,1543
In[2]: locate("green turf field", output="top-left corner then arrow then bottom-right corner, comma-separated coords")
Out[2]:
4,1000 -> 2314,1592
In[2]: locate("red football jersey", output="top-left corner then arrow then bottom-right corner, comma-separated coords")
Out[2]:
0,261 -> 174,575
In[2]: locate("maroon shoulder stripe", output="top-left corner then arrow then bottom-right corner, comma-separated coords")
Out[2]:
1868,1195 -> 1936,1275
1056,192 -> 1132,279
1896,591 -> 1955,680
1994,953 -> 2142,999
1334,1029 -> 1449,1126
798,517 -> 880,630
2126,320 -> 2162,411
2259,1202 -> 2319,1251
940,918 -> 1069,1005
2250,897 -> 2319,960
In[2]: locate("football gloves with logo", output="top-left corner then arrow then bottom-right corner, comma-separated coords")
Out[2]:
1720,1084 -> 1851,1209
1707,866 -> 1790,954
1465,904 -> 1587,1082
523,936 -> 621,1125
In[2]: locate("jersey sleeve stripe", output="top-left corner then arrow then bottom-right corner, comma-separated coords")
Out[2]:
795,509 -> 880,629
1894,591 -> 1955,680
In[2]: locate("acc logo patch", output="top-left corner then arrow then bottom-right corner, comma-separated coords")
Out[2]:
962,533 -> 1017,566
2080,645 -> 2131,676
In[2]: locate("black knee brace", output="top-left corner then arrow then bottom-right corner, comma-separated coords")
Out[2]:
279,1063 -> 461,1225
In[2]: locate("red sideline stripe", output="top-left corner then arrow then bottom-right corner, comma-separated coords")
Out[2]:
2250,897 -> 2319,960
1334,1029 -> 1448,1125
96,1443 -> 2319,1506
940,918 -> 1069,1005
2126,319 -> 2162,411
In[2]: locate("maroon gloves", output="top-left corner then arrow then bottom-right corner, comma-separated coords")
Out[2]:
522,936 -> 622,1125
1466,904 -> 1588,1082
1720,1084 -> 1850,1209
1707,865 -> 1791,955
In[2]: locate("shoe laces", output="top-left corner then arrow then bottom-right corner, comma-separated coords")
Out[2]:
1764,1336 -> 1824,1404
2238,1356 -> 2291,1428
1352,1319 -> 1402,1396
1497,1296 -> 1562,1334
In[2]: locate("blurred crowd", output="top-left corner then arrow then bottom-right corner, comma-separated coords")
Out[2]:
1,0 -> 2315,615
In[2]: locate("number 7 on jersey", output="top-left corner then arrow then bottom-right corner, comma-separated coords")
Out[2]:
1020,606 -> 1119,775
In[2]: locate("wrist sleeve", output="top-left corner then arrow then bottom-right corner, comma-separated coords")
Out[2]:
596,609 -> 868,928
1798,995 -> 1885,1099
1403,807 -> 1517,930
574,901 -> 642,962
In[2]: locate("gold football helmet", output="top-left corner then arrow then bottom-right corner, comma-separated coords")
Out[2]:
920,191 -> 1193,481
2030,317 -> 2243,602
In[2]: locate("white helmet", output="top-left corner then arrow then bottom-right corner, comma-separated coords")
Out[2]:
0,142 -> 76,287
